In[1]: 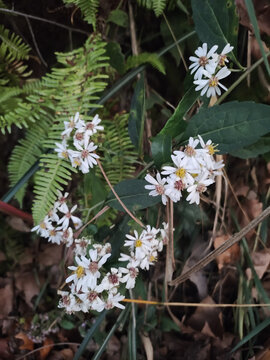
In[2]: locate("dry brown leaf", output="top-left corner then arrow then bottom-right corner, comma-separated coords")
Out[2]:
14,271 -> 42,308
0,278 -> 13,319
6,216 -> 31,232
0,338 -> 12,359
246,250 -> 270,280
15,332 -> 34,351
186,296 -> 223,339
40,337 -> 54,360
214,234 -> 240,270
38,244 -> 63,267
47,348 -> 75,360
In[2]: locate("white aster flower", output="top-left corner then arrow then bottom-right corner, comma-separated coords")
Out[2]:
97,268 -> 122,294
66,256 -> 88,291
74,237 -> 92,256
47,227 -> 62,245
194,66 -> 231,98
77,288 -> 105,312
120,262 -> 139,289
162,155 -> 195,187
62,112 -> 82,138
189,43 -> 218,80
173,137 -> 206,169
57,204 -> 82,230
58,227 -> 74,247
124,230 -> 151,260
80,249 -> 111,290
186,172 -> 215,205
55,140 -> 71,160
216,43 -> 234,67
71,139 -> 99,173
54,191 -> 69,213
104,292 -> 125,310
145,173 -> 167,205
31,216 -> 53,238
84,114 -> 104,138
139,251 -> 158,270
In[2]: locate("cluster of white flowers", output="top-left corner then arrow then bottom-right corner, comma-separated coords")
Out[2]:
55,112 -> 103,173
31,191 -> 82,246
145,136 -> 224,205
58,223 -> 168,314
189,43 -> 233,98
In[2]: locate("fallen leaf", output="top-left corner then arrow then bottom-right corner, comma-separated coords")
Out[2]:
246,250 -> 270,280
140,332 -> 153,360
7,217 -> 31,232
40,337 -> 54,360
0,338 -> 12,359
0,278 -> 13,319
14,271 -> 42,308
214,234 -> 240,270
256,348 -> 270,360
38,244 -> 63,267
15,332 -> 34,351
186,296 -> 223,339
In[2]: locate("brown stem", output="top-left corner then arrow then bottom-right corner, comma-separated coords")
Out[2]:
74,205 -> 110,238
97,159 -> 145,228
0,200 -> 33,224
169,205 -> 270,286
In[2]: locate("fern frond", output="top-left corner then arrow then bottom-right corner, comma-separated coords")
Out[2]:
152,0 -> 167,16
62,0 -> 99,29
125,52 -> 166,74
0,25 -> 31,60
137,0 -> 153,9
32,154 -> 76,223
8,117 -> 53,206
100,113 -> 137,185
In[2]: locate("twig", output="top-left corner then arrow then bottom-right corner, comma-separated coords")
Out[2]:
0,200 -> 33,224
0,8 -> 90,35
16,342 -> 80,360
97,159 -> 145,228
123,298 -> 270,308
25,17 -> 47,67
128,1 -> 139,56
74,205 -> 110,238
169,205 -> 270,286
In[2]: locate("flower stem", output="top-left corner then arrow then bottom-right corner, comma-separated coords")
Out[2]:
97,159 -> 145,228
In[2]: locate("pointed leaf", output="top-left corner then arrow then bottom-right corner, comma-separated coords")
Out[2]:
191,0 -> 239,63
182,101 -> 270,153
106,179 -> 161,211
159,86 -> 198,137
151,134 -> 172,169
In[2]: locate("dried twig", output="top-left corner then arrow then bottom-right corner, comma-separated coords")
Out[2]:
169,205 -> 270,286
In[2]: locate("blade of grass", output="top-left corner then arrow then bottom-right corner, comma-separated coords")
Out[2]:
1,31 -> 196,204
92,306 -> 130,360
230,316 -> 270,354
73,310 -> 107,360
244,0 -> 270,77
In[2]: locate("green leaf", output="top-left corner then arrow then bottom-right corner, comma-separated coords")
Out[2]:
182,101 -> 270,154
230,136 -> 270,159
159,86 -> 198,138
106,179 -> 161,211
125,53 -> 166,74
160,316 -> 180,332
106,42 -> 125,74
60,319 -> 76,330
151,134 -> 172,168
107,9 -> 129,27
244,0 -> 270,76
191,0 -> 239,63
128,74 -> 145,156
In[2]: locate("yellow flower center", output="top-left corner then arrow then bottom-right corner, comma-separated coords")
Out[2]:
75,266 -> 85,278
209,77 -> 218,87
175,168 -> 186,179
61,151 -> 68,159
135,240 -> 142,248
40,222 -> 46,229
149,255 -> 156,262
207,144 -> 218,155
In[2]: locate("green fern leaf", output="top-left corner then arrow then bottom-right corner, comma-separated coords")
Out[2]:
152,0 -> 167,16
0,25 -> 31,60
125,52 -> 166,74
62,0 -> 99,29
32,154 -> 77,223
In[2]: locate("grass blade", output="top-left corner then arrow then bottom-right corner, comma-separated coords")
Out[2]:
92,306 -> 130,360
73,310 -> 107,360
244,0 -> 270,76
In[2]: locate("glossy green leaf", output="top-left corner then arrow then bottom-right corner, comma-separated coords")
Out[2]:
128,74 -> 145,156
191,0 -> 239,63
151,134 -> 172,168
106,42 -> 125,74
106,179 -> 161,211
230,136 -> 270,159
182,101 -> 270,153
159,86 -> 198,138
107,9 -> 128,28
